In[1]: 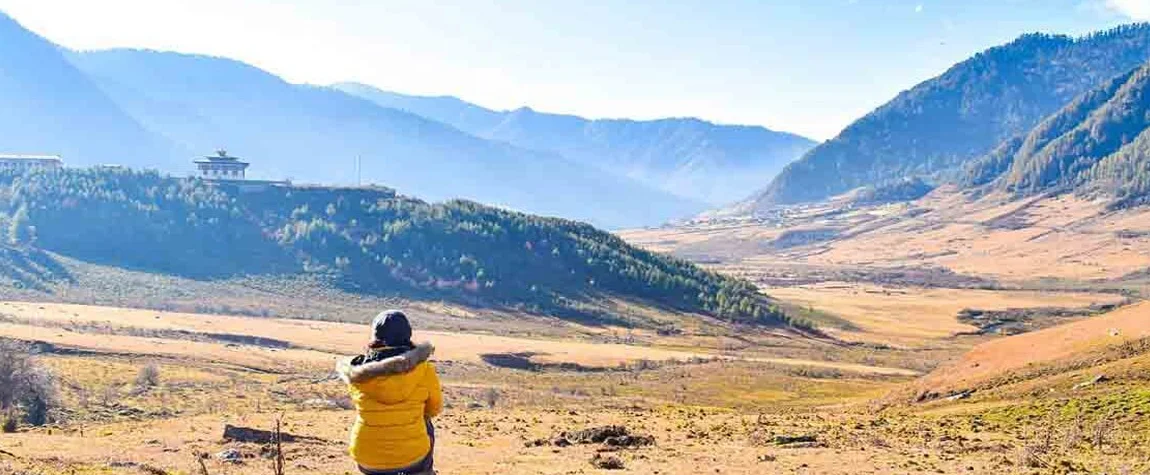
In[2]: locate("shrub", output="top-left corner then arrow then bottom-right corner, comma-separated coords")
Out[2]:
2,411 -> 16,433
22,384 -> 52,426
0,339 -> 30,409
136,363 -> 161,389
484,387 -> 501,409
0,338 -> 57,426
102,383 -> 120,406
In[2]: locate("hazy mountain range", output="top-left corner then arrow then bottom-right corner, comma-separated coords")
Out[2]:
14,6 -> 1150,226
73,48 -> 723,229
333,83 -> 816,205
749,24 -> 1150,211
0,12 -> 816,229
0,14 -> 177,169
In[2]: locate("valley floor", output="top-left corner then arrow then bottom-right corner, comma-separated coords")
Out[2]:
5,189 -> 1150,473
623,190 -> 1150,287
0,403 -> 1059,475
2,293 -> 1148,474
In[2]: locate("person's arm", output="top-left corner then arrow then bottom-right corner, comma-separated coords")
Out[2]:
424,363 -> 443,418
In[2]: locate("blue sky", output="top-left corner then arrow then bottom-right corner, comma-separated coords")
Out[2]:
0,0 -> 1143,139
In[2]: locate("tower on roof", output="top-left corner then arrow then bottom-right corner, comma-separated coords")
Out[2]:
194,149 -> 249,180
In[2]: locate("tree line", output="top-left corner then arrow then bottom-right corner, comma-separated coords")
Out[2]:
0,168 -> 803,328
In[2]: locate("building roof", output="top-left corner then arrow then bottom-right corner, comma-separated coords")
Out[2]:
0,154 -> 62,161
194,149 -> 249,166
194,159 -> 250,166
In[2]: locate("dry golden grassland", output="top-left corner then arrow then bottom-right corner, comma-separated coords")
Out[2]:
763,283 -> 1123,347
0,301 -> 920,474
0,253 -> 640,341
596,189 -> 1150,473
799,193 -> 1150,282
1,296 -> 1149,474
874,303 -> 1150,474
0,301 -> 913,374
620,190 -> 1150,284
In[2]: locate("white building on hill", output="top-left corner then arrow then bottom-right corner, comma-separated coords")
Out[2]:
193,149 -> 289,192
194,150 -> 249,180
0,154 -> 63,172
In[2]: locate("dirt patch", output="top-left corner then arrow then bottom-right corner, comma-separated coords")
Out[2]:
480,352 -> 617,373
955,303 -> 1122,335
222,424 -> 324,444
480,352 -> 542,371
773,434 -> 820,447
591,453 -> 625,470
529,425 -> 654,449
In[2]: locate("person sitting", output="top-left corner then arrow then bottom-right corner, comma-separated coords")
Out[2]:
336,310 -> 442,475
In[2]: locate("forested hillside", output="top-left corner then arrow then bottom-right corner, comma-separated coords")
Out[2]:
0,168 -> 796,328
751,24 -> 1150,208
335,83 -> 816,205
961,61 -> 1150,207
961,66 -> 1143,188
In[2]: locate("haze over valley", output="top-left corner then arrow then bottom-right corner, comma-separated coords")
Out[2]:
0,12 -> 821,229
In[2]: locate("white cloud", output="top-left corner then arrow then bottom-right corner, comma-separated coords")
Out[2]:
1105,0 -> 1150,20
914,4 -> 924,13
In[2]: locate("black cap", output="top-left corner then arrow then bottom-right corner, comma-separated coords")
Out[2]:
371,310 -> 413,347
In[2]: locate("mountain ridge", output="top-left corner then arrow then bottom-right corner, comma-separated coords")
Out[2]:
0,13 -> 178,169
749,24 -> 1150,210
334,82 -> 816,205
63,46 -> 704,229
0,10 -> 706,229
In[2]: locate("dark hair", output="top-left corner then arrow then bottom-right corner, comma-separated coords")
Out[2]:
370,310 -> 413,348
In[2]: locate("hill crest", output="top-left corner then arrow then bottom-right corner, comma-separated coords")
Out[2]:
0,167 -> 804,330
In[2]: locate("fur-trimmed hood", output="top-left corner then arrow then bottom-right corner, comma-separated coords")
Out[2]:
336,342 -> 434,384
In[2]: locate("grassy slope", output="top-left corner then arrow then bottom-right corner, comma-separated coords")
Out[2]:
909,301 -> 1150,397
869,302 -> 1150,471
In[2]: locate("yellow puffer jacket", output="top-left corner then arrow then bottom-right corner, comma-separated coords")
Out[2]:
336,343 -> 442,470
